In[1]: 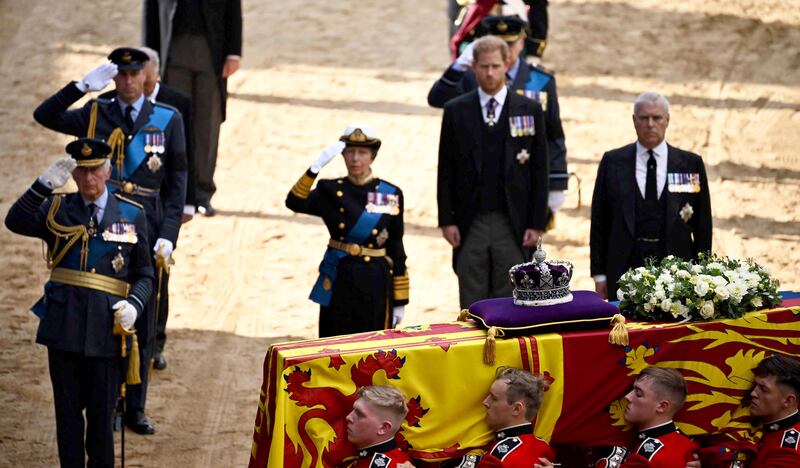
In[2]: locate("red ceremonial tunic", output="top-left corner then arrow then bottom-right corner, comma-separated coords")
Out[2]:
751,411 -> 800,468
598,421 -> 697,468
477,423 -> 555,467
347,439 -> 411,468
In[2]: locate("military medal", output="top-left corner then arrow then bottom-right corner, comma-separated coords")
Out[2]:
102,222 -> 138,244
516,149 -> 530,164
509,115 -> 535,137
87,217 -> 97,237
366,192 -> 400,215
147,154 -> 163,172
112,250 -> 125,273
667,172 -> 701,193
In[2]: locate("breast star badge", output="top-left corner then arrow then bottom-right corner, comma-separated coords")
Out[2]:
112,252 -> 125,273
516,149 -> 530,164
679,202 -> 694,222
147,154 -> 163,173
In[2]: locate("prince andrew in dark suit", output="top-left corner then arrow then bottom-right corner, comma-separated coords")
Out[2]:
590,92 -> 712,300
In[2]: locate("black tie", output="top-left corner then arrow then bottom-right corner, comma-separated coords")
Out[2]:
87,203 -> 98,236
487,97 -> 497,127
645,149 -> 658,202
124,105 -> 135,132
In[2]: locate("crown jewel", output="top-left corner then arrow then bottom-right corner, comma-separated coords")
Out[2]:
509,238 -> 574,306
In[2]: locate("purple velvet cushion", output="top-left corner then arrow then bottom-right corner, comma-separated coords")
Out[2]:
467,290 -> 620,333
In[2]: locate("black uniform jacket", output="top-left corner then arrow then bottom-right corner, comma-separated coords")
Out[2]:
33,82 -> 188,246
590,142 -> 713,294
101,83 -> 196,207
286,170 -> 409,306
5,181 -> 154,357
437,89 -> 550,244
428,61 -> 567,189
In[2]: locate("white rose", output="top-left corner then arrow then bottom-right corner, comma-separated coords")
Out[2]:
644,302 -> 654,312
712,276 -> 728,287
677,270 -> 691,279
660,299 -> 673,312
692,265 -> 703,274
617,289 -> 626,301
699,301 -> 715,319
715,285 -> 730,300
750,296 -> 763,308
655,288 -> 666,300
694,281 -> 710,297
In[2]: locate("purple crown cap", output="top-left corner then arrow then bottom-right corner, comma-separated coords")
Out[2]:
509,238 -> 574,306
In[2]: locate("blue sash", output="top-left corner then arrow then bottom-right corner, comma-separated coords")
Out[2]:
112,105 -> 173,180
309,181 -> 397,306
524,69 -> 551,92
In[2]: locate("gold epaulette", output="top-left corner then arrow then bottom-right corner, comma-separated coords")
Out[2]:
393,272 -> 409,301
113,193 -> 143,209
290,171 -> 316,199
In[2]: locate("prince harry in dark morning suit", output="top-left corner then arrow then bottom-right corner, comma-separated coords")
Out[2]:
438,36 -> 549,309
590,92 -> 712,301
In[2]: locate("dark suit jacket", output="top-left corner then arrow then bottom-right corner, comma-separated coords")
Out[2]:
437,89 -> 549,246
428,62 -> 568,189
101,83 -> 196,206
590,142 -> 713,299
5,181 -> 154,356
144,0 -> 243,120
33,82 -> 188,245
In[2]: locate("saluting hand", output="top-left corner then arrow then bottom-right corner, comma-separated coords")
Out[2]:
38,157 -> 77,189
454,41 -> 476,71
310,141 -> 346,174
77,62 -> 118,93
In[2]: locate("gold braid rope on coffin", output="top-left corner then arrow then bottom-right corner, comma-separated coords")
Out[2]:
45,195 -> 89,271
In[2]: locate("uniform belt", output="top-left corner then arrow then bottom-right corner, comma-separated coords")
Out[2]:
328,239 -> 386,257
50,267 -> 131,297
108,179 -> 159,197
636,237 -> 662,243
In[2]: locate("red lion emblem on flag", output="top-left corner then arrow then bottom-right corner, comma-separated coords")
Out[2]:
283,349 -> 429,467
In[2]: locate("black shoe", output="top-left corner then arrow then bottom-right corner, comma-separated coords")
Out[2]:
126,411 -> 156,435
197,203 -> 216,217
153,351 -> 167,370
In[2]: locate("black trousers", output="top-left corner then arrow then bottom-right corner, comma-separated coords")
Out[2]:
319,257 -> 392,338
155,270 -> 170,353
48,349 -> 120,468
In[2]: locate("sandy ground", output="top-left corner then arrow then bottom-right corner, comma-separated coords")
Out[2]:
1,0 -> 799,466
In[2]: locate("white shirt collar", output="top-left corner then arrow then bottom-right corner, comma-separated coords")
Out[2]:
478,85 -> 508,108
636,139 -> 668,161
146,82 -> 160,103
81,187 -> 109,222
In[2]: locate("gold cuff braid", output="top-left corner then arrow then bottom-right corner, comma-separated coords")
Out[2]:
290,172 -> 315,199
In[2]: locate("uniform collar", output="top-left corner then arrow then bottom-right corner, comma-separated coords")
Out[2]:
496,423 -> 533,440
117,93 -> 145,115
764,411 -> 800,433
357,438 -> 397,458
638,420 -> 677,440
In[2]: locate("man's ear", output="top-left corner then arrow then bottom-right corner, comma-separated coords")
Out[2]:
783,391 -> 797,410
377,419 -> 393,437
655,399 -> 671,415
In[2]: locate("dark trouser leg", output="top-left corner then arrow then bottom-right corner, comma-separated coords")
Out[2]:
155,271 -> 169,353
84,355 -> 119,468
455,213 -> 492,309
165,34 -> 223,205
487,212 -> 526,299
48,349 -> 87,468
48,350 -> 119,468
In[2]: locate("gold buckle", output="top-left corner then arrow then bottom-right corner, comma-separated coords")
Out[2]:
346,244 -> 362,256
123,182 -> 135,194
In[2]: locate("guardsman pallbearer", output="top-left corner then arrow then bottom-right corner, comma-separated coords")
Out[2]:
4,138 -> 153,467
33,46 -> 188,434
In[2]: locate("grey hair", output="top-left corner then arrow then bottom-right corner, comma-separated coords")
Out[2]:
138,46 -> 160,73
634,92 -> 670,115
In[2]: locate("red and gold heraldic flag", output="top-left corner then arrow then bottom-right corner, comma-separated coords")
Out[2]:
249,297 -> 800,467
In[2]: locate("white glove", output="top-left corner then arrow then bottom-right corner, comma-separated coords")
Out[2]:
453,41 -> 476,71
310,141 -> 346,174
153,238 -> 174,261
76,62 -> 118,93
392,305 -> 405,327
113,300 -> 138,330
38,157 -> 77,189
547,190 -> 566,212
